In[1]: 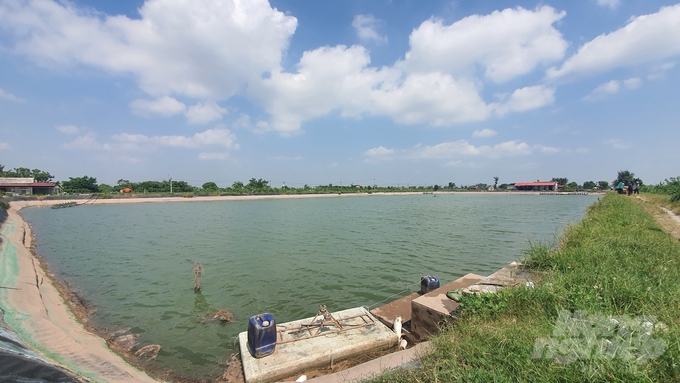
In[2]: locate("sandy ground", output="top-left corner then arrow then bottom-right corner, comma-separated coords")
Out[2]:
0,203 -> 162,383
0,191 -> 601,382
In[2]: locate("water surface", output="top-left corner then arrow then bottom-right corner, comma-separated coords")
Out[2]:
20,193 -> 597,378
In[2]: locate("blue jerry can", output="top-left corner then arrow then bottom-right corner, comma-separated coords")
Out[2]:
247,313 -> 277,358
420,275 -> 440,294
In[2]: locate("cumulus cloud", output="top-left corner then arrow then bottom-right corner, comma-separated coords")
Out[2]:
0,88 -> 25,102
254,45 -> 495,132
365,139 -> 535,161
623,77 -> 642,89
352,14 -> 387,44
56,125 -> 79,134
185,101 -> 227,125
584,78 -> 642,100
495,85 -> 555,116
400,6 -> 567,82
596,0 -> 620,9
198,152 -> 229,160
547,4 -> 680,79
472,129 -> 497,138
0,0 -> 297,99
130,96 -> 186,117
64,127 -> 238,152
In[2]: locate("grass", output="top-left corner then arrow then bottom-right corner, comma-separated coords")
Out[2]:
371,193 -> 680,382
641,193 -> 680,215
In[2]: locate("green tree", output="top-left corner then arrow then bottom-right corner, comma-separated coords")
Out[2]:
232,181 -> 244,189
564,181 -> 579,192
493,176 -> 499,189
202,182 -> 219,192
247,178 -> 269,190
552,177 -> 568,186
597,181 -> 610,190
448,182 -> 456,189
613,170 -> 642,187
98,184 -> 115,194
498,183 -> 508,190
32,169 -> 54,182
62,176 -> 98,193
583,181 -> 596,190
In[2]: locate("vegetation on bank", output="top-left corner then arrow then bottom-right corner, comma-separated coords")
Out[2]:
373,193 -> 680,382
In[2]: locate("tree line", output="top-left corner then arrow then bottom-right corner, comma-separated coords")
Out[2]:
3,164 -> 670,197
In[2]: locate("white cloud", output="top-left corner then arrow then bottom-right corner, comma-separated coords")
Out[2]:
254,45 -> 494,132
623,77 -> 642,89
56,125 -> 79,134
584,80 -> 621,100
365,139 -> 534,161
352,14 -> 387,44
0,0 -> 297,99
198,152 -> 229,160
584,78 -> 642,100
130,96 -> 186,117
365,146 -> 396,160
472,129 -> 497,138
63,127 -> 238,152
547,4 -> 680,79
495,85 -> 555,116
648,62 -> 676,80
0,142 -> 9,149
596,0 -> 620,10
604,138 -> 632,149
536,145 -> 560,153
400,6 -> 567,82
0,88 -> 25,102
185,101 -> 227,125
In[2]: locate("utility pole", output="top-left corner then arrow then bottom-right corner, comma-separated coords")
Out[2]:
168,175 -> 173,194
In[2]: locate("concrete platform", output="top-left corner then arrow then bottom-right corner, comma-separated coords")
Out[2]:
306,341 -> 431,383
239,307 -> 397,383
411,273 -> 485,340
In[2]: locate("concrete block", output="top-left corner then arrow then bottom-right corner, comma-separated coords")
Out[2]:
410,273 -> 485,341
239,307 -> 397,383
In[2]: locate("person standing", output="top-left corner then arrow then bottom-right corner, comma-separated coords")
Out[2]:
616,181 -> 624,194
633,182 -> 639,194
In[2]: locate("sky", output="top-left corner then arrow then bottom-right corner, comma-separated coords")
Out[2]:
1,0 -> 679,188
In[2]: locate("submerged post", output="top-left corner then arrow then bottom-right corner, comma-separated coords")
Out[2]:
193,262 -> 204,292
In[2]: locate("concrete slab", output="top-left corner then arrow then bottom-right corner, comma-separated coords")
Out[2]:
239,307 -> 397,383
370,292 -> 419,328
411,273 -> 485,340
463,262 -> 530,295
305,341 -> 431,383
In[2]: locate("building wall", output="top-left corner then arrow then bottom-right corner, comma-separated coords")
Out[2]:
0,177 -> 35,185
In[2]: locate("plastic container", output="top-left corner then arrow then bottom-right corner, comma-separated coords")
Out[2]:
247,313 -> 277,358
420,275 -> 440,294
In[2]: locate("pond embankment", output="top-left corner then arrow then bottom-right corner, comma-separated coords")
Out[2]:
0,203 -> 161,383
371,193 -> 680,382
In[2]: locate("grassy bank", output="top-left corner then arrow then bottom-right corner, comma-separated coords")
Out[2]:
640,193 -> 680,216
374,193 -> 680,382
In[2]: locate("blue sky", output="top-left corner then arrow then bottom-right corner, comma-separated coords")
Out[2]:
1,0 -> 678,188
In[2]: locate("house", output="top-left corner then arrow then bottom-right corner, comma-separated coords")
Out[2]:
0,177 -> 59,195
512,180 -> 558,192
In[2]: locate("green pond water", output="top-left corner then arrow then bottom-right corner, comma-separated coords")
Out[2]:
20,193 -> 598,379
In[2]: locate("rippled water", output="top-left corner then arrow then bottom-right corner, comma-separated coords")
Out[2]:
20,193 -> 597,379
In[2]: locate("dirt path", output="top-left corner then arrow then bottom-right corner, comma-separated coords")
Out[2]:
635,196 -> 680,240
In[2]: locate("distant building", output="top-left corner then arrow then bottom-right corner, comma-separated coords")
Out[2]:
512,181 -> 557,191
0,177 -> 59,195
